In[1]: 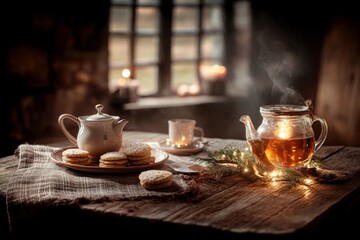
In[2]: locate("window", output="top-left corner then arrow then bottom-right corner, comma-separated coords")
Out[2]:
109,0 -> 251,97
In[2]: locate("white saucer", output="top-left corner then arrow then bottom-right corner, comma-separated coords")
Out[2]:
158,140 -> 206,156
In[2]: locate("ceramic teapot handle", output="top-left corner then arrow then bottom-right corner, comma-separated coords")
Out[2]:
312,115 -> 328,152
58,114 -> 80,146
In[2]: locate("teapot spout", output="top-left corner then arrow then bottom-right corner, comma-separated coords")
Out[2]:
114,118 -> 128,135
239,115 -> 259,141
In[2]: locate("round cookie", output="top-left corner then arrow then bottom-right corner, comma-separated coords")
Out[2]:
99,151 -> 128,168
139,170 -> 173,190
124,142 -> 151,157
62,148 -> 90,165
62,156 -> 90,165
129,156 -> 156,166
62,148 -> 89,158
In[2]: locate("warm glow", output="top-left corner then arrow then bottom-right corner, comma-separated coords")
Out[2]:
175,136 -> 188,148
118,77 -> 127,86
278,120 -> 292,139
270,170 -> 283,181
188,84 -> 200,95
212,65 -> 227,79
270,170 -> 282,178
303,178 -> 313,185
200,64 -> 227,80
122,69 -> 131,78
176,83 -> 200,96
176,84 -> 189,96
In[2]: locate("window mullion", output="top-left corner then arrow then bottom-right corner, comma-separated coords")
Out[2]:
158,0 -> 173,96
224,0 -> 235,85
197,0 -> 204,85
129,0 -> 137,78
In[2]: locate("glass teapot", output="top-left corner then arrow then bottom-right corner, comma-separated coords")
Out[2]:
239,101 -> 328,168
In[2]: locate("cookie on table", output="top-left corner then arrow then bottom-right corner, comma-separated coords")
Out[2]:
62,148 -> 90,165
99,151 -> 128,168
139,170 -> 173,190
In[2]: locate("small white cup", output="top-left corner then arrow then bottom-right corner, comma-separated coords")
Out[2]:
168,119 -> 204,148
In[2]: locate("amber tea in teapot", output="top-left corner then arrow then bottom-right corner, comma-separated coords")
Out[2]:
240,103 -> 328,168
248,137 -> 315,168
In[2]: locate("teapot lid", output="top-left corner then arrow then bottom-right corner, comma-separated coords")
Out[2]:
260,104 -> 310,116
85,104 -> 114,121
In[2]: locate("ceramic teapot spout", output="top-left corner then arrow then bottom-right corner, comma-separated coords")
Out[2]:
239,115 -> 259,141
114,118 -> 128,135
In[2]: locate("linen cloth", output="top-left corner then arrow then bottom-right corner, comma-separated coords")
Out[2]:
6,144 -> 199,234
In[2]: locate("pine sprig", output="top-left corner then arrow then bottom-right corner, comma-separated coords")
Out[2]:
195,146 -> 320,185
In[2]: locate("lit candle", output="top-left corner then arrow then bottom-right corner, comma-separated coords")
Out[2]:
115,68 -> 139,102
212,65 -> 227,80
188,83 -> 200,95
122,68 -> 131,80
176,84 -> 189,96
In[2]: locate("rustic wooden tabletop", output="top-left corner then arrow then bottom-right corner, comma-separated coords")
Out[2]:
1,131 -> 360,239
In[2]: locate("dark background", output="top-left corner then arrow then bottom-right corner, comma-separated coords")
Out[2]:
0,0 -> 359,157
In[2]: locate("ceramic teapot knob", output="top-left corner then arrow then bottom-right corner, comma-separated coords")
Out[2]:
95,104 -> 104,114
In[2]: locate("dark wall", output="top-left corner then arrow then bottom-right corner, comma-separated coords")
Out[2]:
246,1 -> 360,147
0,0 -> 110,157
248,1 -> 328,107
0,1 -> 358,157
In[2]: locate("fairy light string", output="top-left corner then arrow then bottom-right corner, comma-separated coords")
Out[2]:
195,146 -> 321,185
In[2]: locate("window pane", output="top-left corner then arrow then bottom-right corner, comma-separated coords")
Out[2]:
138,0 -> 159,4
203,6 -> 223,31
172,63 -> 197,89
136,7 -> 159,31
175,0 -> 199,4
109,36 -> 129,65
172,36 -> 197,60
109,7 -> 131,32
173,7 -> 197,31
201,34 -> 223,58
112,0 -> 132,4
136,66 -> 158,95
135,36 -> 159,63
204,0 -> 223,4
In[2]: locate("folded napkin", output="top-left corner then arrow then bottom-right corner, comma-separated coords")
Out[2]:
6,144 -> 199,235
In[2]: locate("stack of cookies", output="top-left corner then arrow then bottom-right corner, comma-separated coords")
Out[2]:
139,170 -> 173,190
124,142 -> 155,166
62,148 -> 90,165
99,151 -> 128,168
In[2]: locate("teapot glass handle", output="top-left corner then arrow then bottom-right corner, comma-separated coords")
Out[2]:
58,114 -> 80,146
312,115 -> 328,152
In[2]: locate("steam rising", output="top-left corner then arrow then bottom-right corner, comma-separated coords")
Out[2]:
256,28 -> 305,105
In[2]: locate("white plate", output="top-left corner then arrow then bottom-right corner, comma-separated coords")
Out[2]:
50,147 -> 169,174
158,140 -> 205,156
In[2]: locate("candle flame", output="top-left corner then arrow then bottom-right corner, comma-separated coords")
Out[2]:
212,65 -> 227,79
122,69 -> 131,78
212,65 -> 226,74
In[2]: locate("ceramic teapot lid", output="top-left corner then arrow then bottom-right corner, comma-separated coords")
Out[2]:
85,104 -> 114,121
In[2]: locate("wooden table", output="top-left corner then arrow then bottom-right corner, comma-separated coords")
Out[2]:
1,131 -> 360,239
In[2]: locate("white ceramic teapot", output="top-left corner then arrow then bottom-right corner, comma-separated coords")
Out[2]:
58,104 -> 128,158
